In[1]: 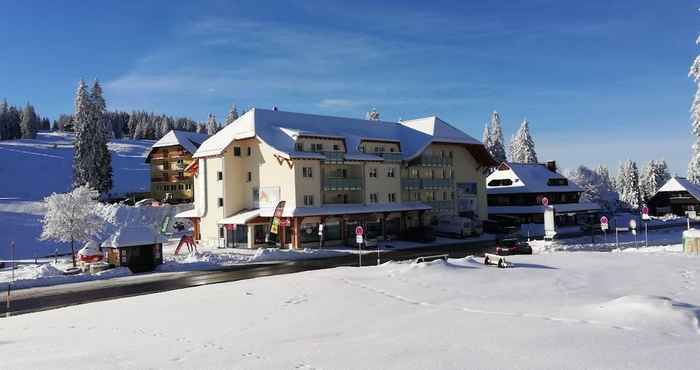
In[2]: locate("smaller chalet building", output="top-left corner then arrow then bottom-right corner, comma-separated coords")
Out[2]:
648,177 -> 700,217
145,130 -> 209,203
487,162 -> 600,228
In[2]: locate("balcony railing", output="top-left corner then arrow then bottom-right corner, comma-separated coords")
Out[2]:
401,178 -> 452,190
425,200 -> 454,210
322,151 -> 345,162
376,152 -> 403,161
421,178 -> 452,189
415,155 -> 453,166
323,177 -> 362,191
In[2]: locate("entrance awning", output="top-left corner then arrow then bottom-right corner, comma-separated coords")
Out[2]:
218,209 -> 261,225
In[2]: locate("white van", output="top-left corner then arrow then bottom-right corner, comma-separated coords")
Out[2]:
436,216 -> 481,238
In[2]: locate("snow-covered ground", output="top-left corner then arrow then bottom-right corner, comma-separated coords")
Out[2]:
531,225 -> 688,253
3,250 -> 699,369
0,132 -> 154,259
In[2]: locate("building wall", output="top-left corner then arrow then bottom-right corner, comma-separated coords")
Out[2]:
295,159 -> 322,207
364,162 -> 401,204
198,156 -> 225,245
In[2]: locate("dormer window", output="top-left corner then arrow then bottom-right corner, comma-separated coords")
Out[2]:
488,179 -> 513,187
295,142 -> 304,151
547,178 -> 568,186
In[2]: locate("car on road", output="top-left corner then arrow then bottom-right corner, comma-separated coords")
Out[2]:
495,238 -> 532,256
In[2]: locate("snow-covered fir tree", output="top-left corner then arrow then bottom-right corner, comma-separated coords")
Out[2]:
640,160 -> 671,202
568,165 -> 618,210
366,108 -> 380,121
617,160 -> 642,209
509,119 -> 538,163
90,80 -> 113,194
688,32 -> 700,183
595,165 -> 615,194
40,185 -> 106,267
486,111 -> 507,163
196,123 -> 206,134
19,103 -> 38,139
206,113 -> 219,135
224,104 -> 239,126
482,123 -> 491,150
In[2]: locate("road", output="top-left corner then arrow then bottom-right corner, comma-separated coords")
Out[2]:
1,240 -> 495,317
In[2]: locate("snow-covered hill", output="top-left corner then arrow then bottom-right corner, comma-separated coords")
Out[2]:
0,132 -> 153,259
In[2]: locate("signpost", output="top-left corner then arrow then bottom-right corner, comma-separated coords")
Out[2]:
356,226 -> 364,267
615,227 -> 628,248
6,241 -> 15,317
641,205 -> 649,247
600,216 -> 609,242
318,223 -> 324,249
630,219 -> 638,247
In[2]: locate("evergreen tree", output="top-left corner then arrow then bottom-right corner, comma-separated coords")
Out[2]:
689,32 -> 700,183
0,99 -> 8,140
7,105 -> 21,139
224,104 -> 239,126
206,113 -> 219,135
73,79 -> 93,189
487,111 -> 507,163
617,160 -> 642,209
509,119 -> 538,163
568,165 -> 618,210
90,80 -> 112,194
20,103 -> 38,139
640,160 -> 671,202
595,165 -> 614,193
196,123 -> 206,134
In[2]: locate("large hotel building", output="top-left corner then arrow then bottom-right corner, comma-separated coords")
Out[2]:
176,108 -> 494,248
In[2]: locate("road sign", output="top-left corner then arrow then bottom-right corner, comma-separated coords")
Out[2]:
600,216 -> 609,231
642,206 -> 650,221
318,223 -> 324,236
542,197 -> 549,207
356,235 -> 363,244
629,219 -> 637,230
355,226 -> 364,236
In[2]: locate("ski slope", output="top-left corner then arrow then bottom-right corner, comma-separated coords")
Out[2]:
0,132 -> 153,259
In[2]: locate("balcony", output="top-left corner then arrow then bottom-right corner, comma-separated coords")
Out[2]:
415,155 -> 453,167
376,152 -> 403,161
425,200 -> 454,210
322,151 -> 345,162
401,178 -> 421,190
323,177 -> 362,191
421,178 -> 452,189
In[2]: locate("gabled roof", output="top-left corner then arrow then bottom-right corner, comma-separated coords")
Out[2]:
487,162 -> 582,195
146,130 -> 209,162
193,108 -> 493,165
655,177 -> 700,200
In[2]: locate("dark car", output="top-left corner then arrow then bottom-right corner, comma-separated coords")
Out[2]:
495,238 -> 532,256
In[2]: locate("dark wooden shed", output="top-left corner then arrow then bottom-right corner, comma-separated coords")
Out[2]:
102,227 -> 164,273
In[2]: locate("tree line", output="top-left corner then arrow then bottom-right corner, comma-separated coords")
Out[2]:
0,99 -> 51,140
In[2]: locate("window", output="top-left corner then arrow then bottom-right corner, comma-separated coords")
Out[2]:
410,168 -> 419,178
247,147 -> 252,156
370,193 -> 378,203
369,168 -> 378,178
388,193 -> 397,202
449,151 -> 453,158
547,178 -> 569,186
390,147 -> 395,152
488,179 -> 513,187
233,147 -> 241,156
295,142 -> 304,151
247,172 -> 252,182
218,227 -> 224,239
311,143 -> 323,152
303,195 -> 314,206
217,171 -> 223,181
186,183 -> 192,190
179,184 -> 184,190
443,191 -> 448,201
374,146 -> 385,152
253,188 -> 259,203
178,171 -> 184,178
333,144 -> 340,151
218,197 -> 223,207
302,167 -> 313,178
387,168 -> 395,177
359,145 -> 365,152
335,168 -> 347,178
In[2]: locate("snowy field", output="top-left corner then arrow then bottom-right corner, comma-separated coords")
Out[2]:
0,132 -> 153,259
3,250 -> 699,370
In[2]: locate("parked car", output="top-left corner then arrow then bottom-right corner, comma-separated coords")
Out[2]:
403,226 -> 436,242
495,238 -> 532,256
435,215 -> 481,238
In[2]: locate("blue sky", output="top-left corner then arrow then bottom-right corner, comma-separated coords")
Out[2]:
1,0 -> 698,175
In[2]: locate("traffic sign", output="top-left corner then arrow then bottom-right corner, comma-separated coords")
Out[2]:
355,226 -> 364,236
542,197 -> 549,207
600,216 -> 609,231
642,206 -> 650,221
629,219 -> 637,230
356,235 -> 364,244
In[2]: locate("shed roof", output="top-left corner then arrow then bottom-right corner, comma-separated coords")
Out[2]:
655,177 -> 700,201
487,162 -> 582,195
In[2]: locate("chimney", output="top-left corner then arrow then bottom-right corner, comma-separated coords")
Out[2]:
545,160 -> 557,173
272,106 -> 278,111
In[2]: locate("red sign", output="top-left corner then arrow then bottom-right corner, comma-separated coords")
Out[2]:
642,206 -> 649,215
281,219 -> 291,227
225,224 -> 236,231
355,226 -> 364,236
542,197 -> 549,207
600,216 -> 608,225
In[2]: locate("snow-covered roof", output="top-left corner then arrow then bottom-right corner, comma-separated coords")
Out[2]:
488,202 -> 600,215
219,209 -> 261,225
101,226 -> 164,248
193,109 -> 493,165
487,162 -> 582,195
146,130 -> 209,161
655,177 -> 700,201
259,202 -> 432,218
